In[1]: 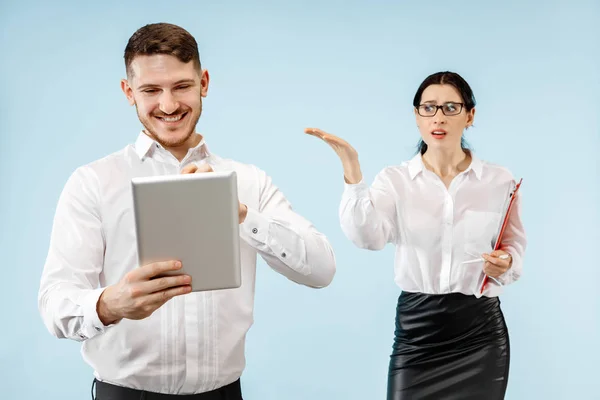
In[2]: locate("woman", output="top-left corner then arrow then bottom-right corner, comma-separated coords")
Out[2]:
306,71 -> 526,400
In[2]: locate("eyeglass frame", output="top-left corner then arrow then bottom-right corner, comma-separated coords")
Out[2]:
416,102 -> 465,117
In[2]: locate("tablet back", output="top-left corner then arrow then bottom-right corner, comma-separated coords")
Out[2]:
131,171 -> 241,292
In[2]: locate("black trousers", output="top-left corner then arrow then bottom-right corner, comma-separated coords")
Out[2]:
387,292 -> 510,400
92,378 -> 243,400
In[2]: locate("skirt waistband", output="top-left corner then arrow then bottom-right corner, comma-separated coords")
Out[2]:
394,291 -> 504,346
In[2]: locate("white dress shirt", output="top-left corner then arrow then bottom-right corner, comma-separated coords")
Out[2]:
339,152 -> 526,298
38,132 -> 336,394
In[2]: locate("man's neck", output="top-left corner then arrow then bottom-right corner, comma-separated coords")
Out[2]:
145,131 -> 203,162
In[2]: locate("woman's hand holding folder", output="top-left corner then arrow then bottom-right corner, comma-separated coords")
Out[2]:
482,251 -> 512,278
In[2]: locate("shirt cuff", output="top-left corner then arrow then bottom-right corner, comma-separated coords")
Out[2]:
77,287 -> 116,341
240,207 -> 307,274
496,248 -> 521,285
342,180 -> 369,199
240,207 -> 270,244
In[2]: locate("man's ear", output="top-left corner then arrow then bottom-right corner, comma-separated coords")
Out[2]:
200,69 -> 210,98
121,79 -> 135,106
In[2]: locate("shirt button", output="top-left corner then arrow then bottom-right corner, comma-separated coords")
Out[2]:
281,253 -> 286,258
94,326 -> 102,332
252,228 -> 258,234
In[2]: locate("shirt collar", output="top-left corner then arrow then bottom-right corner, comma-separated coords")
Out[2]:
407,153 -> 425,180
468,152 -> 483,180
133,131 -> 210,161
407,151 -> 483,180
134,132 -> 155,160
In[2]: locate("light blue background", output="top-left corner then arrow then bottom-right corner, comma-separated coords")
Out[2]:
1,1 -> 599,399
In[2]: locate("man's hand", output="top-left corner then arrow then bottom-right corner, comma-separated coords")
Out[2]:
97,260 -> 191,325
180,163 -> 248,223
482,250 -> 512,278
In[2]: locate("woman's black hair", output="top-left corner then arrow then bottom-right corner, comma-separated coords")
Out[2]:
413,71 -> 476,155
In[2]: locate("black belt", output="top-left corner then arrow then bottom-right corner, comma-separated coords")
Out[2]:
93,378 -> 243,400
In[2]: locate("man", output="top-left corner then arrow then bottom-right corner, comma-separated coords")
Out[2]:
38,22 -> 336,399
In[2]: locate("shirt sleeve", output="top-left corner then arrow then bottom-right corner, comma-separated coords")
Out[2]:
338,168 -> 398,250
38,167 -> 115,341
239,166 -> 336,288
496,188 -> 527,286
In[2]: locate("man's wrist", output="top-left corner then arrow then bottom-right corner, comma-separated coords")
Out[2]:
97,287 -> 121,326
239,204 -> 248,224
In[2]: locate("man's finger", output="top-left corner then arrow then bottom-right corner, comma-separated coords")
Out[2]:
181,164 -> 198,174
145,285 -> 192,306
194,163 -> 213,173
132,260 -> 183,281
181,163 -> 213,174
141,274 -> 192,294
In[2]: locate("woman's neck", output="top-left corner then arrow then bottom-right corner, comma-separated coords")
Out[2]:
422,147 -> 471,178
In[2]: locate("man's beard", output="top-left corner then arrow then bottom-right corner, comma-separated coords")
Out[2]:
136,104 -> 202,148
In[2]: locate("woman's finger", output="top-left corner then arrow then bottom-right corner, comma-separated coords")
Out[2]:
304,127 -> 326,139
483,262 -> 507,278
482,253 -> 509,268
306,128 -> 353,150
305,128 -> 346,145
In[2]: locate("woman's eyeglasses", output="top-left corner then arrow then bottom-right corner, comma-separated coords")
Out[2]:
417,102 -> 464,117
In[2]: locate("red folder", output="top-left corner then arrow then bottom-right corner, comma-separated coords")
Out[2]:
480,178 -> 523,294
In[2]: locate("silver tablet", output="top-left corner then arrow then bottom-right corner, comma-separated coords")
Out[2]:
131,171 -> 241,292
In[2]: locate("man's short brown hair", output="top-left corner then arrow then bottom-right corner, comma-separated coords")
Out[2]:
124,23 -> 201,77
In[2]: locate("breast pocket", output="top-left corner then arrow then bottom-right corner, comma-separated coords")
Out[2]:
463,210 -> 501,256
